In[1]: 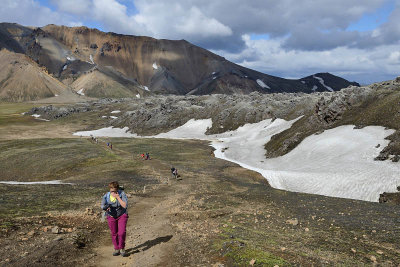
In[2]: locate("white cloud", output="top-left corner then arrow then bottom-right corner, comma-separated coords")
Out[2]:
215,34 -> 400,84
174,6 -> 232,38
51,0 -> 92,16
388,51 -> 400,65
0,0 -> 69,27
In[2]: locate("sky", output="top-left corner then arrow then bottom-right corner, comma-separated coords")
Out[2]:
1,0 -> 400,84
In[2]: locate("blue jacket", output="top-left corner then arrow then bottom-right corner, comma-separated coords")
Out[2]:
101,190 -> 128,218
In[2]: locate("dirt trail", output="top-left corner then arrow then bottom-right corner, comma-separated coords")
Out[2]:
92,158 -> 185,266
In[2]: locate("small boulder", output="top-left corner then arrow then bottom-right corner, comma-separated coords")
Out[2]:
27,230 -> 35,236
370,255 -> 377,262
286,218 -> 299,226
51,226 -> 60,234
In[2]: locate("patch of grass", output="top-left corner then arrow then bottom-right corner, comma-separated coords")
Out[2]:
0,184 -> 103,220
0,102 -> 37,126
215,236 -> 288,266
0,138 -> 110,181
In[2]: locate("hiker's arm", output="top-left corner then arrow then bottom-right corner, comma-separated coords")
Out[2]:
115,192 -> 127,208
100,195 -> 108,210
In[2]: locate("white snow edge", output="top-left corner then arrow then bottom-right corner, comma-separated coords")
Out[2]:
257,79 -> 270,89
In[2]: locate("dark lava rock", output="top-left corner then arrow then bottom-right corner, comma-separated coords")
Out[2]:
379,192 -> 400,204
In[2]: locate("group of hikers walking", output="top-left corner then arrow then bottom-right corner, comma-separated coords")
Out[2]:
93,131 -> 186,256
89,135 -> 114,149
140,152 -> 150,160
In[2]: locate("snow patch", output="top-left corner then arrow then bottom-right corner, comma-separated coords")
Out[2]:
136,94 -> 141,98
212,72 -> 216,75
149,118 -> 399,202
73,127 -> 137,137
32,114 -> 50,121
256,79 -> 270,89
55,94 -> 59,97
301,81 -> 305,84
110,116 -> 118,119
0,180 -> 73,185
63,65 -> 68,70
143,86 -> 149,91
101,116 -> 107,118
111,110 -> 121,114
77,89 -> 85,96
313,75 -> 334,92
152,62 -> 158,70
312,85 -> 318,92
89,54 -> 94,64
154,119 -> 213,140
253,125 -> 398,202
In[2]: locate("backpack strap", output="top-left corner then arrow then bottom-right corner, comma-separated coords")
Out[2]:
106,192 -> 110,204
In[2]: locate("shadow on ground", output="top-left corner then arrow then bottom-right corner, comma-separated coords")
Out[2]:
126,235 -> 173,255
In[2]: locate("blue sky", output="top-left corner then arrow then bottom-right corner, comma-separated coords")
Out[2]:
347,0 -> 395,32
1,0 -> 400,84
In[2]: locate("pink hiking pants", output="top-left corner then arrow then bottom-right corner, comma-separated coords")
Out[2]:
107,213 -> 128,250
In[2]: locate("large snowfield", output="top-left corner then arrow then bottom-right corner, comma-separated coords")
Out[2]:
73,118 -> 400,202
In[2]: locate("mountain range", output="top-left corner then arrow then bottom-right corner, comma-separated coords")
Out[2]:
0,23 -> 359,101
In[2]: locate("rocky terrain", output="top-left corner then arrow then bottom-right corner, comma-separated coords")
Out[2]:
1,127 -> 399,266
0,22 -> 359,101
27,76 -> 400,203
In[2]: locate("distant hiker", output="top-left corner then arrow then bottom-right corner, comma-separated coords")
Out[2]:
110,143 -> 113,150
107,142 -> 110,147
145,152 -> 150,160
171,167 -> 178,179
141,153 -> 145,160
101,181 -> 129,257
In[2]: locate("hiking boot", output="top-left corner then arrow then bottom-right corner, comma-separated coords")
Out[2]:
120,249 -> 127,257
113,250 -> 120,256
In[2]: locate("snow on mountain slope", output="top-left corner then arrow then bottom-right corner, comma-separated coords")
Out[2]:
72,118 -> 399,202
313,75 -> 334,92
149,119 -> 400,202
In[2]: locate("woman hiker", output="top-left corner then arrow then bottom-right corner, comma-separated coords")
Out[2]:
101,181 -> 129,257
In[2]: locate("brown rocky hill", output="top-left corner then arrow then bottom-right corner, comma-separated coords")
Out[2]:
0,49 -> 67,102
0,23 -> 359,100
